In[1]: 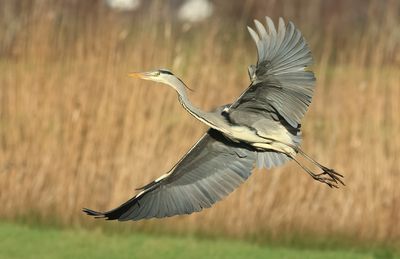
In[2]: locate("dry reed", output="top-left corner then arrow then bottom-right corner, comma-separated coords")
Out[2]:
0,0 -> 399,245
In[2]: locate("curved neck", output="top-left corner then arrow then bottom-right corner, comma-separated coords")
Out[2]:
167,77 -> 229,133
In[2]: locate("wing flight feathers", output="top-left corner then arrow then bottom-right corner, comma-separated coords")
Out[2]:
229,17 -> 315,128
83,129 -> 256,221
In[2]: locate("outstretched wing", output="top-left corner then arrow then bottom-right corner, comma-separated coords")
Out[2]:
228,17 -> 315,129
83,129 -> 256,221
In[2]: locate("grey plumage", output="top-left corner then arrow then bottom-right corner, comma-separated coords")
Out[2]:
231,17 -> 315,129
83,129 -> 256,220
83,16 -> 343,222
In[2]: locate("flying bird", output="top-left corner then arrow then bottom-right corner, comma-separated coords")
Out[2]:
83,17 -> 344,221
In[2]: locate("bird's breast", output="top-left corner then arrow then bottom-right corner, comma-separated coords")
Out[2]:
227,125 -> 267,143
223,124 -> 296,155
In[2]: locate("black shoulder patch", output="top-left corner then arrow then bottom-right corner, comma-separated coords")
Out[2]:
159,69 -> 173,75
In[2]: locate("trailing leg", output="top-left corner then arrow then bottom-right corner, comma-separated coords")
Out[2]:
296,148 -> 345,186
289,152 -> 344,188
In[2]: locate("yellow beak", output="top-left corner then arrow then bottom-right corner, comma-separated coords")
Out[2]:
128,72 -> 146,79
128,71 -> 160,80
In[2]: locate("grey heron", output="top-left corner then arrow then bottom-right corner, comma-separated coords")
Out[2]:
83,17 -> 344,221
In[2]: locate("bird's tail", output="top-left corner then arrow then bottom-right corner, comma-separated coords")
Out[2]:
255,128 -> 301,169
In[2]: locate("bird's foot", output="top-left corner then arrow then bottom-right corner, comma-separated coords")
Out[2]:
312,167 -> 345,188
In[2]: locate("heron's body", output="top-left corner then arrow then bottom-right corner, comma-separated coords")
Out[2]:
200,112 -> 298,155
174,74 -> 299,157
84,17 -> 343,221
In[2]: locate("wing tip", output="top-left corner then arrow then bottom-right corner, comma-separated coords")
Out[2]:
253,19 -> 262,27
82,208 -> 108,219
265,16 -> 276,32
247,25 -> 255,34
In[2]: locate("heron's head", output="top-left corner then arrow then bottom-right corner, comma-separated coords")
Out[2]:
129,68 -> 177,85
129,68 -> 191,94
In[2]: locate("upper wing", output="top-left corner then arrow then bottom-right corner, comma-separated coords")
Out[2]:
83,129 -> 256,221
228,17 -> 315,128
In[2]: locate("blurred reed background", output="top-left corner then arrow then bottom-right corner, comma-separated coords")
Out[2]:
0,0 -> 399,246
